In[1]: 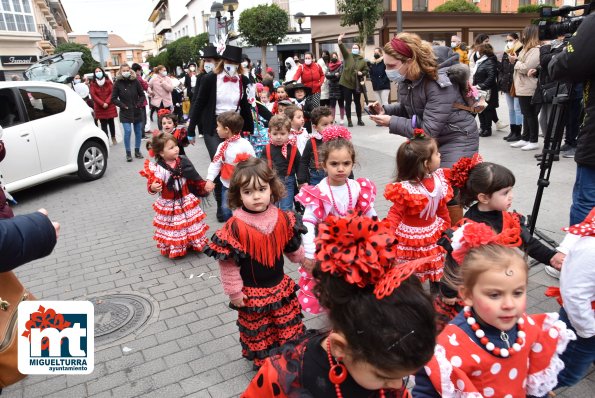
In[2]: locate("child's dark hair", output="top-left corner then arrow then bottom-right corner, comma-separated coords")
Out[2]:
396,137 -> 437,182
319,138 -> 356,165
459,162 -> 515,207
314,269 -> 436,372
284,105 -> 303,121
311,106 -> 332,126
146,132 -> 177,160
227,157 -> 286,209
217,111 -> 244,135
159,112 -> 178,126
268,114 -> 291,132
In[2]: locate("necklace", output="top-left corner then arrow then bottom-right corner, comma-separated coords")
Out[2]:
463,306 -> 525,358
326,337 -> 386,398
327,178 -> 352,216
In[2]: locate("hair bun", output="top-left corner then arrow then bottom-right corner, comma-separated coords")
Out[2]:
449,153 -> 483,189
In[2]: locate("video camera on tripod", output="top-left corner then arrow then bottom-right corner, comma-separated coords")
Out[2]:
538,3 -> 593,40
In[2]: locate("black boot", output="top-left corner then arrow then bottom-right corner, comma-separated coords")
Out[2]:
126,151 -> 132,162
347,118 -> 353,128
135,149 -> 143,159
479,129 -> 492,137
506,125 -> 522,142
503,124 -> 518,141
357,119 -> 365,126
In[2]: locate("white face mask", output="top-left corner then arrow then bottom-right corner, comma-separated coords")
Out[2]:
505,42 -> 513,50
160,71 -> 168,77
224,63 -> 238,76
351,48 -> 359,55
241,61 -> 249,68
95,71 -> 104,79
121,72 -> 131,78
386,64 -> 406,83
451,42 -> 459,48
189,66 -> 196,72
74,79 -> 81,84
304,59 -> 312,65
204,62 -> 215,73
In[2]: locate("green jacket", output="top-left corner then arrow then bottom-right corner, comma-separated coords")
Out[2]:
338,43 -> 368,90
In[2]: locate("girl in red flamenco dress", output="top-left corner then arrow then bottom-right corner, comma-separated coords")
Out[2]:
242,211 -> 438,398
139,132 -> 209,258
157,109 -> 189,155
383,130 -> 452,291
204,157 -> 306,368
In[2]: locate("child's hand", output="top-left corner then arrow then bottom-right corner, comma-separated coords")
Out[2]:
150,181 -> 162,192
302,258 -> 315,272
205,180 -> 215,192
549,252 -> 565,270
231,294 -> 248,308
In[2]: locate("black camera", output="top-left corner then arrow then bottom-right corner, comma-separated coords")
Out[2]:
538,3 -> 593,40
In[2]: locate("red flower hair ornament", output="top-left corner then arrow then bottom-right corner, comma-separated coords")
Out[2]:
448,220 -> 522,264
315,211 -> 433,299
321,125 -> 352,143
405,128 -> 427,144
157,108 -> 172,118
449,153 -> 483,189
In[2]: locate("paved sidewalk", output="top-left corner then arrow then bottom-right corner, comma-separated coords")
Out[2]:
3,103 -> 593,397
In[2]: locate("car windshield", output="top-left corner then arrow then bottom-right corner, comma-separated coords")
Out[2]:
24,52 -> 83,83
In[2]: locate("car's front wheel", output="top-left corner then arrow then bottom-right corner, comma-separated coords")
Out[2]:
77,140 -> 107,181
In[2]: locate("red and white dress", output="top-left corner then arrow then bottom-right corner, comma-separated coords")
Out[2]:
206,135 -> 255,188
384,169 -> 453,282
295,177 -> 377,314
424,312 -> 575,398
140,159 -> 209,258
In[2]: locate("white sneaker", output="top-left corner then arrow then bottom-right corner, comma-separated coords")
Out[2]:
521,142 -> 540,151
339,119 -> 344,126
496,121 -> 508,130
544,265 -> 561,279
510,140 -> 529,148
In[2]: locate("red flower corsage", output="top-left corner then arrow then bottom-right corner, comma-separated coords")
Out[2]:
233,152 -> 252,163
449,153 -> 483,189
157,108 -> 172,118
449,220 -> 521,264
321,125 -> 352,143
412,128 -> 426,139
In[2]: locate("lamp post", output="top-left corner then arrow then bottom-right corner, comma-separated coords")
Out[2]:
211,1 -> 238,41
223,0 -> 239,34
294,12 -> 305,32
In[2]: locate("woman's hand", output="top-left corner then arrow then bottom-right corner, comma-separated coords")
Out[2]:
369,101 -> 385,115
369,115 -> 391,127
508,54 -> 517,63
150,181 -> 162,192
231,294 -> 248,308
338,32 -> 345,44
102,103 -> 108,109
528,68 -> 537,77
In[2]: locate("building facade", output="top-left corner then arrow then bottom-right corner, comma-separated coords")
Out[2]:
68,34 -> 144,74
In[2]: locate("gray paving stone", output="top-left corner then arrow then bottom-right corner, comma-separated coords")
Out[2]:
44,384 -> 88,398
155,325 -> 191,345
163,346 -> 201,367
180,370 -> 224,395
207,374 -> 252,398
126,358 -> 167,381
142,339 -> 181,361
85,371 -> 127,395
142,383 -> 186,398
149,363 -> 193,386
104,351 -> 145,373
110,376 -> 156,398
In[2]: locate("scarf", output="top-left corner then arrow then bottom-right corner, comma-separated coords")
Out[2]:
271,136 -> 297,158
328,60 -> 342,72
212,134 -> 241,163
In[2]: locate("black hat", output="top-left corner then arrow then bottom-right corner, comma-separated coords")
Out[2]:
201,45 -> 220,59
285,82 -> 312,98
221,45 -> 242,64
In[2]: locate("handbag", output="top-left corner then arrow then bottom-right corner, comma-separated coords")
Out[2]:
510,81 -> 516,97
0,271 -> 35,388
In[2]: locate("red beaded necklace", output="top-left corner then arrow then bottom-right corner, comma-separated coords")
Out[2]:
463,306 -> 526,358
327,178 -> 352,216
326,337 -> 386,398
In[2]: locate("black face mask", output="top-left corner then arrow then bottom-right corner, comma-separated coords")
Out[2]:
331,57 -> 338,62
323,56 -> 330,63
373,54 -> 381,59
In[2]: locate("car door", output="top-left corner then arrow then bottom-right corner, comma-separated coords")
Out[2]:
0,87 -> 41,185
18,86 -> 74,172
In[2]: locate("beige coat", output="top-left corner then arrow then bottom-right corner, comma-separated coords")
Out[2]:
513,46 -> 540,97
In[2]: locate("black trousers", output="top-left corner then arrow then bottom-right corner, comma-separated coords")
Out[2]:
99,118 -> 116,138
518,96 -> 541,143
203,131 -> 225,207
341,85 -> 362,121
478,106 -> 497,132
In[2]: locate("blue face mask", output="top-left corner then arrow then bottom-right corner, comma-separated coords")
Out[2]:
351,48 -> 360,55
95,71 -> 104,79
385,68 -> 405,83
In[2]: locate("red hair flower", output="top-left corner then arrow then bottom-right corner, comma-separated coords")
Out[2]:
157,108 -> 172,118
321,125 -> 352,143
449,220 -> 521,264
449,153 -> 483,189
412,128 -> 426,139
233,152 -> 252,164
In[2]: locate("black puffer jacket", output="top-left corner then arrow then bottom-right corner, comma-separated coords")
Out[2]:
473,55 -> 499,107
532,42 -> 566,104
498,45 -> 523,93
549,12 -> 595,168
111,70 -> 145,123
368,59 -> 390,91
326,61 -> 343,100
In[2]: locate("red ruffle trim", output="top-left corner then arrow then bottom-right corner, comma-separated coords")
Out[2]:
153,221 -> 209,245
153,211 -> 207,231
395,221 -> 448,248
152,196 -> 202,216
384,182 -> 428,215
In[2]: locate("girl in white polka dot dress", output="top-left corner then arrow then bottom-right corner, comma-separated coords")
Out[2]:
412,225 -> 576,398
295,126 -> 377,314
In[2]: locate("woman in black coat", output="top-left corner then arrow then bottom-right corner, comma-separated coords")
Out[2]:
368,47 -> 391,105
189,44 -> 254,222
472,43 -> 499,137
325,52 -> 345,124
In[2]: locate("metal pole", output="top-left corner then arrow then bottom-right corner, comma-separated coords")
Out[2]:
397,0 -> 403,33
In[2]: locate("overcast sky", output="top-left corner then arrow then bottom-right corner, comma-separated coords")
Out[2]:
61,0 -> 155,44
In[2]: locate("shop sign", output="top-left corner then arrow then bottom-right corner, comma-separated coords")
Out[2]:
1,55 -> 38,66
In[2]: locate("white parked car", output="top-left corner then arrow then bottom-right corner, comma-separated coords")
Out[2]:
0,52 -> 109,193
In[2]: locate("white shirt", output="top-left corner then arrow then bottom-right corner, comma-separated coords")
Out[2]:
560,236 -> 595,338
215,73 -> 241,115
292,127 -> 310,155
206,137 -> 255,188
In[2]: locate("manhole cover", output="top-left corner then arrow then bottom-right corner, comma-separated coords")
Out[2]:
92,293 -> 155,348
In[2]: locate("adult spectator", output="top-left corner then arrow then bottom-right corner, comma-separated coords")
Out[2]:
510,25 -> 541,151
284,57 -> 300,83
148,64 -> 173,130
293,51 -> 325,109
470,33 -> 489,67
90,66 -> 118,145
549,11 -> 595,225
368,47 -> 391,106
450,35 -> 469,65
111,64 -> 145,162
500,32 -> 524,142
190,44 -> 253,222
338,33 -> 368,127
184,61 -> 199,100
326,52 -> 345,124
368,33 -> 479,168
131,63 -> 149,138
188,45 -> 220,139
72,74 -> 90,100
317,51 -> 330,107
472,43 -> 499,137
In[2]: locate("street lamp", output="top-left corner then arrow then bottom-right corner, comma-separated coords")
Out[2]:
210,1 -> 239,42
294,12 -> 305,32
222,0 -> 238,34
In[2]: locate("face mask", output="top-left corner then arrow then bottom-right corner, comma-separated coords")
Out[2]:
224,63 -> 238,75
122,72 -> 131,78
385,68 -> 405,83
451,42 -> 458,48
285,62 -> 291,69
189,66 -> 195,72
74,79 -> 81,84
95,72 -> 104,79
505,42 -> 513,50
304,59 -> 312,65
204,62 -> 215,73
351,48 -> 359,55
241,61 -> 249,68
160,71 -> 167,77
373,54 -> 381,59
331,57 -> 338,62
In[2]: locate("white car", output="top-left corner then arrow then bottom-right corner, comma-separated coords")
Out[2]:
0,52 -> 109,193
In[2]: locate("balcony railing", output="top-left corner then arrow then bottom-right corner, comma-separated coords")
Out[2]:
38,24 -> 57,47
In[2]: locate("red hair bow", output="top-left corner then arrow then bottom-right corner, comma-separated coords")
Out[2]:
315,211 -> 431,299
563,207 -> 595,237
233,152 -> 252,163
449,220 -> 522,264
449,153 -> 483,189
321,125 -> 352,143
157,108 -> 172,118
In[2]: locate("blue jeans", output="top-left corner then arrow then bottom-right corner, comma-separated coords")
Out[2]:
570,165 -> 595,225
505,93 -> 523,125
220,185 -> 233,221
278,175 -> 295,211
122,120 -> 143,152
555,308 -> 595,388
309,169 -> 326,186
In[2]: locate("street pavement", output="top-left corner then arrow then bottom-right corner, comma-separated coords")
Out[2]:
3,99 -> 594,397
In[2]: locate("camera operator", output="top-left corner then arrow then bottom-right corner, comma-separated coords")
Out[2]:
549,9 -> 595,225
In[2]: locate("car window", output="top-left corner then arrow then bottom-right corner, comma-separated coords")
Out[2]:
0,88 -> 23,128
19,87 -> 66,121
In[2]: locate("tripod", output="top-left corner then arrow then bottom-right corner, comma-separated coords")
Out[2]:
527,82 -> 573,249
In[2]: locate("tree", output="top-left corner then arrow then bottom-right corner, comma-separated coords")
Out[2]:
238,4 -> 289,69
54,42 -> 100,75
517,4 -> 555,24
433,0 -> 481,13
337,0 -> 384,49
146,33 -> 210,72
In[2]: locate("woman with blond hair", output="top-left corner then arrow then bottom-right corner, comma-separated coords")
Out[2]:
369,32 -> 479,168
510,25 -> 542,151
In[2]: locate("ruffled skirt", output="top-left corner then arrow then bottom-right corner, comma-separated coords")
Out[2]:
235,274 -> 305,366
297,266 -> 324,315
152,194 -> 208,258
